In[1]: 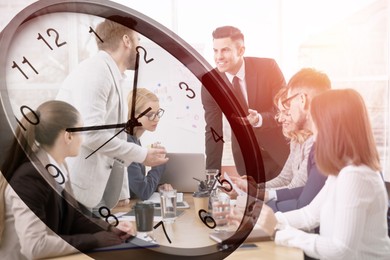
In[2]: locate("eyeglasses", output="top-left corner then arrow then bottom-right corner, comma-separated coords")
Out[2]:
144,108 -> 164,121
281,92 -> 303,109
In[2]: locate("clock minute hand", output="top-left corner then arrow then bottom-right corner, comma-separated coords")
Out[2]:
85,127 -> 126,159
128,46 -> 154,135
129,48 -> 140,127
84,107 -> 152,159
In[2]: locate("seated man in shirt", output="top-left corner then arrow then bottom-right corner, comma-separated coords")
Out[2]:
230,68 -> 330,212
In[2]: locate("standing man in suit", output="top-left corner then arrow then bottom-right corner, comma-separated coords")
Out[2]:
201,26 -> 289,179
57,19 -> 168,213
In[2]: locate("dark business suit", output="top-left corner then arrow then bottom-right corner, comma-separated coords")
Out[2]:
7,152 -> 111,252
267,144 -> 327,212
201,57 -> 289,180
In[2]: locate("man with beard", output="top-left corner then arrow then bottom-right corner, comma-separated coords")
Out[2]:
57,18 -> 167,213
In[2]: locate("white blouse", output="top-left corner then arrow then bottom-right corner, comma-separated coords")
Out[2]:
266,136 -> 314,190
274,165 -> 390,259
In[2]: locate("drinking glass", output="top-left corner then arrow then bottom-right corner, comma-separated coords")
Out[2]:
160,189 -> 177,223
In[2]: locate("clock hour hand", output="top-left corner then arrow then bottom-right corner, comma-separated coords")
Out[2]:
65,107 -> 152,133
83,107 -> 152,159
66,122 -> 127,132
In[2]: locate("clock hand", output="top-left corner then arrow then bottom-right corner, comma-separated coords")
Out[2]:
124,106 -> 151,134
85,127 -> 126,159
128,46 -> 154,135
84,107 -> 151,159
66,122 -> 127,132
128,47 -> 140,134
65,107 -> 152,133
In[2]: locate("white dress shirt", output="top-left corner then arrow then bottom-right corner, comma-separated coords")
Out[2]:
226,61 -> 263,127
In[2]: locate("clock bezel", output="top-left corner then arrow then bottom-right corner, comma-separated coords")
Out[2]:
0,0 -> 266,258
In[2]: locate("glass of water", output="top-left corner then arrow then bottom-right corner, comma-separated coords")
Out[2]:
160,189 -> 177,223
211,191 -> 231,231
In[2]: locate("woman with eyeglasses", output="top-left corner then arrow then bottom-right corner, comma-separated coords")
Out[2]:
259,89 -> 390,259
124,88 -> 172,201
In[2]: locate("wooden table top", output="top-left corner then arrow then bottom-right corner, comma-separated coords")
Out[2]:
47,193 -> 303,260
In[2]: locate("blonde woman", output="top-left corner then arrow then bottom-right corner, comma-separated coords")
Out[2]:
126,88 -> 171,200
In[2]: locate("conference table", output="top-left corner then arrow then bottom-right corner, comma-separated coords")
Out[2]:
49,193 -> 303,260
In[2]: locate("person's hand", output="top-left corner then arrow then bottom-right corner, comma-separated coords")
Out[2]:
115,221 -> 136,239
143,147 -> 169,167
158,183 -> 173,192
229,175 -> 258,197
255,203 -> 277,236
231,109 -> 259,126
217,172 -> 236,198
246,109 -> 260,126
93,231 -> 122,248
227,206 -> 245,227
227,198 -> 262,228
229,175 -> 249,193
274,226 -> 310,248
116,198 -> 130,207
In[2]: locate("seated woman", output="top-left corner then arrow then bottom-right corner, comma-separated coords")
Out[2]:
266,87 -> 327,212
255,89 -> 390,259
265,68 -> 330,192
0,100 -> 134,260
126,88 -> 172,200
230,68 -> 330,208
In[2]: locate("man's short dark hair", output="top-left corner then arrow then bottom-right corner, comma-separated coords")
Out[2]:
212,26 -> 244,42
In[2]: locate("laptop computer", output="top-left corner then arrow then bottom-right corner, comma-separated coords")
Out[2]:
159,153 -> 206,193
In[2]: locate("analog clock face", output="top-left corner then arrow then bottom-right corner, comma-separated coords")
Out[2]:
0,0 -> 264,258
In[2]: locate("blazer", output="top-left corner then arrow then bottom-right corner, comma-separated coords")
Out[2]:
201,57 -> 289,179
57,51 -> 147,208
267,143 -> 327,212
0,149 -> 110,259
127,135 -> 166,200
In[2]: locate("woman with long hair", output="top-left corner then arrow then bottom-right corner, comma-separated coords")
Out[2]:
257,89 -> 390,259
0,100 -> 134,259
